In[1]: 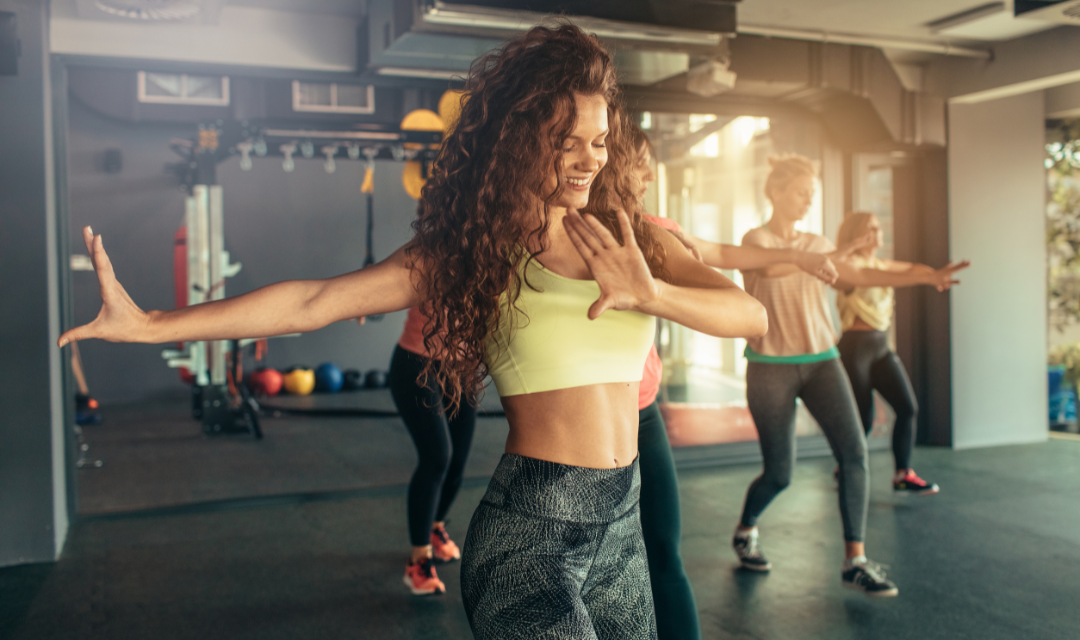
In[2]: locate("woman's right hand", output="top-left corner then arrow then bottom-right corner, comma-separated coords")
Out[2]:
925,260 -> 972,292
793,251 -> 839,285
59,227 -> 150,347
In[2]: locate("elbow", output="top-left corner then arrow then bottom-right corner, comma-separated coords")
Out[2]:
748,303 -> 768,338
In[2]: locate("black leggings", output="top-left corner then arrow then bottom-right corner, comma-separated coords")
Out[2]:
741,358 -> 869,542
638,402 -> 699,640
387,345 -> 477,547
461,454 -> 655,640
838,330 -> 918,471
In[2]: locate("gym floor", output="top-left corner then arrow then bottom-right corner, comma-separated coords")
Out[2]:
2,399 -> 1078,640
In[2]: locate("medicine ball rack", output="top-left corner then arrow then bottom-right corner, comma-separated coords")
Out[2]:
162,119 -> 442,438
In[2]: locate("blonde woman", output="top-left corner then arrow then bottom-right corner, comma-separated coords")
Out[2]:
732,154 -> 960,597
834,212 -> 969,495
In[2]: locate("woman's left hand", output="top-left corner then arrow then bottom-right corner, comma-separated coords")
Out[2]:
563,209 -> 661,320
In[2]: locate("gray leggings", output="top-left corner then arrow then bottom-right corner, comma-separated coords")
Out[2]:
740,358 -> 869,542
461,454 -> 656,640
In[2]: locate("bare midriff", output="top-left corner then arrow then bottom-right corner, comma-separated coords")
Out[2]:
500,381 -> 640,469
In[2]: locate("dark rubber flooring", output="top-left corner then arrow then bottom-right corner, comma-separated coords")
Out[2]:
4,402 -> 1079,639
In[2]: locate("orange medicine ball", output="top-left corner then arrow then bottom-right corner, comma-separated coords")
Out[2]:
283,368 -> 315,395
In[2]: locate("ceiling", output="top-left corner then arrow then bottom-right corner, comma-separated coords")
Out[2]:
738,0 -> 1059,45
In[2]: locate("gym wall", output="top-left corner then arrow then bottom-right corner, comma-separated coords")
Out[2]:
67,98 -> 418,404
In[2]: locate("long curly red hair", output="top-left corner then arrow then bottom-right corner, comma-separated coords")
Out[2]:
410,23 -> 667,413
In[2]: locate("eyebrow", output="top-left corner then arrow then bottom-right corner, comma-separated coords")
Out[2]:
566,129 -> 610,141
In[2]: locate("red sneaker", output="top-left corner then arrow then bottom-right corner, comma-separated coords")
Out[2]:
893,470 -> 940,495
403,558 -> 445,595
430,525 -> 461,563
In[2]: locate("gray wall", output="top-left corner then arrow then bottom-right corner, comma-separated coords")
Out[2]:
0,0 -> 69,566
68,97 -> 419,404
948,92 -> 1048,449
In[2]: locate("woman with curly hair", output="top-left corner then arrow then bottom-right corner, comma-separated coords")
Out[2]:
59,24 -> 766,639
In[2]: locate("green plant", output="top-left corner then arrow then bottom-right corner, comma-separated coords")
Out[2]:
1047,121 -> 1080,333
1048,343 -> 1080,390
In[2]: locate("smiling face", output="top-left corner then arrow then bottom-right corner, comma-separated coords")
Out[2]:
543,92 -> 609,211
769,173 -> 815,222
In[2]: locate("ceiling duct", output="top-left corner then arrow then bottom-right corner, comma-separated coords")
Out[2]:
360,0 -> 730,84
1014,0 -> 1080,24
74,0 -> 223,24
627,35 -> 945,150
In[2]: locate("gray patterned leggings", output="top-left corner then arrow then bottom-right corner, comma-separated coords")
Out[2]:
460,454 -> 656,640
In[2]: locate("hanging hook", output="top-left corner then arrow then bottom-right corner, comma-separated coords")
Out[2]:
237,141 -> 254,171
322,145 -> 339,174
280,142 -> 297,172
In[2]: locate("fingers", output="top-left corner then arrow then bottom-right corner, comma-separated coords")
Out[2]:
93,234 -> 116,282
82,226 -> 95,255
563,215 -> 598,261
58,321 -> 93,348
565,213 -> 605,256
588,295 -> 614,320
614,209 -> 636,247
580,212 -> 618,249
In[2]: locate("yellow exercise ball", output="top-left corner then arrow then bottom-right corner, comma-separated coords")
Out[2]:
283,368 -> 315,395
402,161 -> 426,200
438,90 -> 467,133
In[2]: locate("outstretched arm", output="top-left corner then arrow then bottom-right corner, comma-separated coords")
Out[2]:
670,231 -> 870,285
564,211 -> 767,339
58,227 -> 422,346
833,259 -> 970,292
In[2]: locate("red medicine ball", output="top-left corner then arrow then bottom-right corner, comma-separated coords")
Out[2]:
248,368 -> 283,396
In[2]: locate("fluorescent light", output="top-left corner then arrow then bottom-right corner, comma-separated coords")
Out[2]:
926,2 -> 1005,34
424,2 -> 723,46
376,67 -> 464,80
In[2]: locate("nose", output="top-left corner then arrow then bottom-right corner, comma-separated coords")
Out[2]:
573,146 -> 602,172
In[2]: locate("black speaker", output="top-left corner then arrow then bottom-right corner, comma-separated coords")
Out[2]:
0,12 -> 18,77
104,148 -> 123,174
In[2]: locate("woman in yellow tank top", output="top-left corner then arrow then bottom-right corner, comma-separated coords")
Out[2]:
58,25 -> 766,640
835,212 -> 969,495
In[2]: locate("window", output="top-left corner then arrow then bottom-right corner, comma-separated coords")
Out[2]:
292,81 -> 375,114
137,72 -> 229,106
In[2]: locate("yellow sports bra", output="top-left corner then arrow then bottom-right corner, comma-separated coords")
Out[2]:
837,255 -> 895,332
484,257 -> 656,397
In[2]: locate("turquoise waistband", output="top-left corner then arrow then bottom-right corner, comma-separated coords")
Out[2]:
744,345 -> 839,364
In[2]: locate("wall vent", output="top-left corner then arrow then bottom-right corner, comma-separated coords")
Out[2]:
292,82 -> 375,114
137,72 -> 229,106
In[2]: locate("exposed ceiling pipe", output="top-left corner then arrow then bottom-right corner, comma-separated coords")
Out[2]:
737,23 -> 992,59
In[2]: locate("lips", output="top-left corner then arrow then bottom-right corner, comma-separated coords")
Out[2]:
565,175 -> 592,191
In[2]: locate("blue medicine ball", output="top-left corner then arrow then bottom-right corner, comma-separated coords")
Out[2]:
314,362 -> 344,393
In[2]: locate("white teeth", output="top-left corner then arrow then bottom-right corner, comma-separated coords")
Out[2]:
566,176 -> 590,186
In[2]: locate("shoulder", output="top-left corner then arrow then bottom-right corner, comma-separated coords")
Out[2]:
645,215 -> 681,233
741,226 -> 769,247
802,233 -> 834,252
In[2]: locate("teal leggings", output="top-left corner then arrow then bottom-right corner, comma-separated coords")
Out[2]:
638,402 -> 701,640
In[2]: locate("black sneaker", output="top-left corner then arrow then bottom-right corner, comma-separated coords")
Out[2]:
893,470 -> 940,496
732,529 -> 771,572
842,560 -> 898,597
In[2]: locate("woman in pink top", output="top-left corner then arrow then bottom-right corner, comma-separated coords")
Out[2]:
388,305 -> 477,595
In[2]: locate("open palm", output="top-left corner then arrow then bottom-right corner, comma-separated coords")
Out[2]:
562,209 -> 659,320
58,227 -> 149,347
